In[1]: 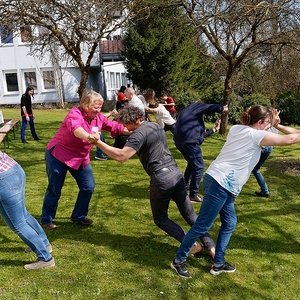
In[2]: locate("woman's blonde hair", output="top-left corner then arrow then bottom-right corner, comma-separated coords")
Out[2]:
80,90 -> 104,110
144,89 -> 156,106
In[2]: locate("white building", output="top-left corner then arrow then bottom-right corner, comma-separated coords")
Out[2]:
0,26 -> 130,107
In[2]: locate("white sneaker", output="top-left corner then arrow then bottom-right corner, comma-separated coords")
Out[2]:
24,257 -> 55,270
25,244 -> 52,253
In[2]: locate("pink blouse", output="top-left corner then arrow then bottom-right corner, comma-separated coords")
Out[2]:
47,107 -> 124,170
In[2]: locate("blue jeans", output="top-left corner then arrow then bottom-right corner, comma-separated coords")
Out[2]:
41,148 -> 95,224
175,174 -> 237,266
175,143 -> 204,197
96,134 -> 106,157
21,115 -> 39,140
252,146 -> 273,195
149,166 -> 215,250
0,164 -> 52,261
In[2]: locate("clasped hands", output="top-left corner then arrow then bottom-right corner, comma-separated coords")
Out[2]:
88,132 -> 100,145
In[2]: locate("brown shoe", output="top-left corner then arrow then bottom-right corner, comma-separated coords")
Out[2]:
189,195 -> 203,203
71,217 -> 93,225
42,223 -> 57,230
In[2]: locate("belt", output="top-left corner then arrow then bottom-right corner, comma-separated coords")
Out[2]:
154,167 -> 172,175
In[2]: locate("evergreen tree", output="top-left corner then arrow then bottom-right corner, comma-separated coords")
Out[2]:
122,3 -> 212,100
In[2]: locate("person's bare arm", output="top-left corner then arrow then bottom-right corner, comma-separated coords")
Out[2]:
145,107 -> 157,113
90,138 -> 136,163
74,127 -> 99,141
260,131 -> 300,146
274,124 -> 300,134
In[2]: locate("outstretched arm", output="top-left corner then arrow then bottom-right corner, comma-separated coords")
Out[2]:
260,131 -> 300,146
89,137 -> 136,163
274,124 -> 300,134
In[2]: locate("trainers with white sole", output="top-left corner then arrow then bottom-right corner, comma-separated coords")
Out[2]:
24,257 -> 55,270
25,244 -> 52,253
210,262 -> 236,275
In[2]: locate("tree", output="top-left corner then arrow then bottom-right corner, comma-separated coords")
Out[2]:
0,0 -> 137,98
122,1 -> 213,99
179,0 -> 300,133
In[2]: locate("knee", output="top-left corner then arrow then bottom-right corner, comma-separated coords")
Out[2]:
153,217 -> 167,229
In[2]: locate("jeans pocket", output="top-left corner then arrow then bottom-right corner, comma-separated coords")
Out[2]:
0,169 -> 23,190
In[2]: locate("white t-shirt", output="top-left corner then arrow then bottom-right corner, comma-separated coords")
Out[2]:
206,125 -> 268,196
129,95 -> 145,112
152,104 -> 176,128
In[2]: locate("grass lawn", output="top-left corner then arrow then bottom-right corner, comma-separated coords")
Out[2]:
0,108 -> 300,299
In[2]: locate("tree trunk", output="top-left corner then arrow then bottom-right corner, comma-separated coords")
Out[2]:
220,71 -> 233,135
77,68 -> 89,99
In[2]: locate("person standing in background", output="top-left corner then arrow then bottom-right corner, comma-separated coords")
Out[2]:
113,87 -> 146,149
20,86 -> 41,143
161,93 -> 177,120
144,89 -> 176,134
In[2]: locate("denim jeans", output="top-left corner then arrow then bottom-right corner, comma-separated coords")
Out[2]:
175,174 -> 237,266
175,143 -> 204,197
149,166 -> 215,250
95,134 -> 106,157
21,115 -> 39,140
252,146 -> 273,195
41,148 -> 95,224
0,164 -> 52,261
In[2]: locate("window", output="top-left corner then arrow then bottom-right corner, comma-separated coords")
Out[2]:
20,26 -> 32,43
0,26 -> 13,44
116,72 -> 121,89
5,72 -> 19,92
42,70 -> 55,89
122,73 -> 127,86
110,72 -> 116,89
24,71 -> 37,89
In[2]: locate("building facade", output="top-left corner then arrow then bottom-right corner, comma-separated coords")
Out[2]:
0,26 -> 130,106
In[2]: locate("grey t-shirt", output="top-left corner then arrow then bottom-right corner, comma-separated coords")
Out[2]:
125,121 -> 177,175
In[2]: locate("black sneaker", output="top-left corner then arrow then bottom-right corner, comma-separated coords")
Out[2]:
210,262 -> 236,275
171,259 -> 191,278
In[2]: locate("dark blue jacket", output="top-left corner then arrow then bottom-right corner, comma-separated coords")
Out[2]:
173,102 -> 223,145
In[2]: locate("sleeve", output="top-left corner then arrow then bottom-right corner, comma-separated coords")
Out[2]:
100,115 -> 125,137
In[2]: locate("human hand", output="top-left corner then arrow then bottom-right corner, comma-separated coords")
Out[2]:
215,118 -> 221,130
110,109 -> 118,118
271,108 -> 280,127
223,105 -> 228,112
87,132 -> 100,144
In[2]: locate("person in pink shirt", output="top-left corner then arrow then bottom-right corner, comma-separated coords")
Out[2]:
40,90 -> 127,229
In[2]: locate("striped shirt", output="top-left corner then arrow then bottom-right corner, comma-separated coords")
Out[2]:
0,151 -> 17,173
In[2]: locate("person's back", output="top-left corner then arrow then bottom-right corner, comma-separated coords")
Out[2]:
174,101 -> 223,145
125,121 -> 176,175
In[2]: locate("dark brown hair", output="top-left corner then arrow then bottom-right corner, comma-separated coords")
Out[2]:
240,105 -> 271,125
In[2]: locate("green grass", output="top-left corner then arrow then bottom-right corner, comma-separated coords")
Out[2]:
0,108 -> 300,299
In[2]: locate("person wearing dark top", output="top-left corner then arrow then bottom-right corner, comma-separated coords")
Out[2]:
89,106 -> 216,257
20,86 -> 41,143
173,101 -> 227,203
